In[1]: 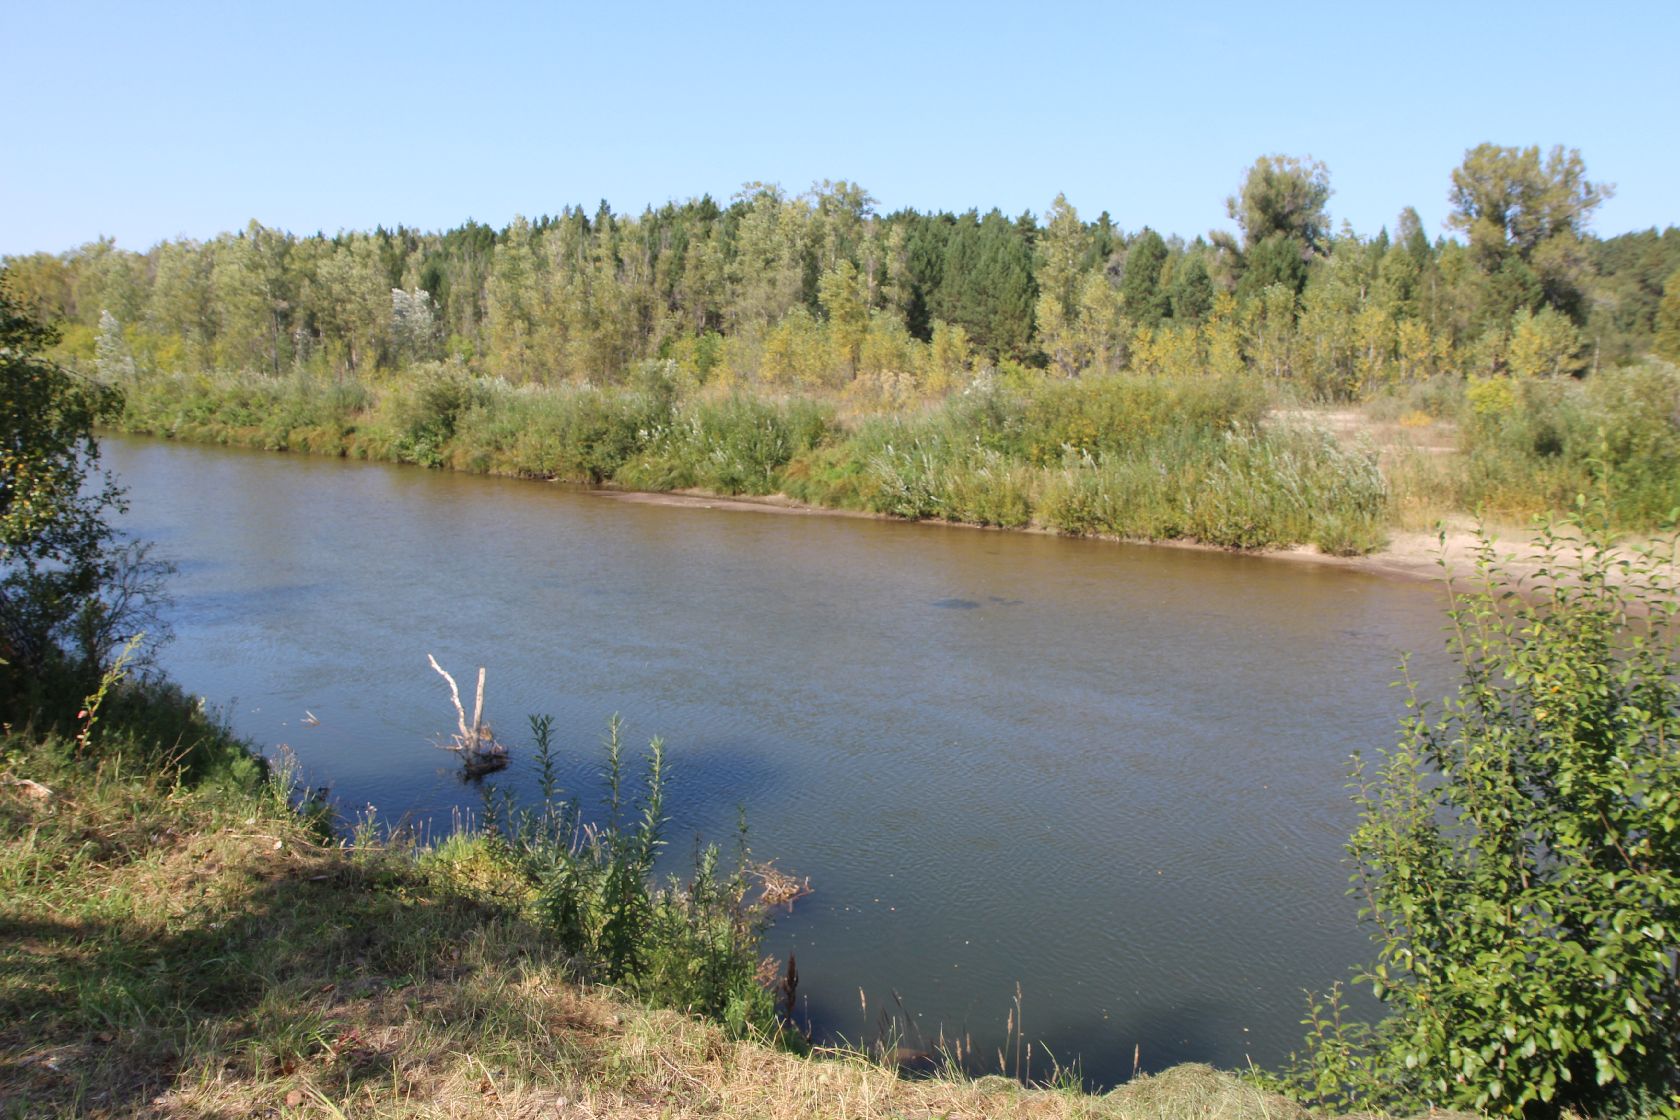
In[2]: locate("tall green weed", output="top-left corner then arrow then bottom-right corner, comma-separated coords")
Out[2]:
477,716 -> 778,1036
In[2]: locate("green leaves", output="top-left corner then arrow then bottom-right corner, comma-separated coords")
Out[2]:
496,716 -> 778,1035
1285,506 -> 1680,1116
1,279 -> 141,676
1225,154 -> 1333,255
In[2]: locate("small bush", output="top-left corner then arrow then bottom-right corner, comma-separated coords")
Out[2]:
1283,510 -> 1680,1116
1459,362 -> 1680,528
481,716 -> 778,1035
369,364 -> 485,467
621,394 -> 834,496
445,380 -> 660,482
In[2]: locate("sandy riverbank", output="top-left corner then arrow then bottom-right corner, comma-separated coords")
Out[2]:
593,486 -> 1678,589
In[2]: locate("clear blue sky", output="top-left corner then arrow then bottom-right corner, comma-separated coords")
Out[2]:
2,0 -> 1674,256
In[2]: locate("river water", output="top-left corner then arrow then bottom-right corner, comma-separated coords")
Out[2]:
105,435 -> 1452,1085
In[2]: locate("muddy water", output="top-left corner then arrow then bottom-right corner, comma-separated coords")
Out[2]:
106,435 -> 1451,1085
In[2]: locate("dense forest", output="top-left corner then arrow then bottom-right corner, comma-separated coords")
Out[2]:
6,146 -> 1679,395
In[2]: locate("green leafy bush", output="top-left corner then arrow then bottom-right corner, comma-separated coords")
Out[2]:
481,716 -> 777,1035
1285,509 -> 1680,1116
617,393 -> 834,495
446,379 -> 659,481
370,364 -> 486,467
1460,362 -> 1680,528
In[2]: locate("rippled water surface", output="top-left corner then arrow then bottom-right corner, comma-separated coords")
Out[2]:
107,436 -> 1452,1084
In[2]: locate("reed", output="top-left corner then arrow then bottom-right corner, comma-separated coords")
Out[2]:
1455,360 -> 1680,526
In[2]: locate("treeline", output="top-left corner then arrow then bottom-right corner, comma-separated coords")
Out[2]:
7,146 -> 1680,397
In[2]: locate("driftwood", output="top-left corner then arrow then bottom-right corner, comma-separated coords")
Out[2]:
427,654 -> 508,777
752,861 -> 812,908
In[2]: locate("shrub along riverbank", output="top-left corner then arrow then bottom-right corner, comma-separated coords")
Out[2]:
1386,361 -> 1680,528
110,363 -> 1393,553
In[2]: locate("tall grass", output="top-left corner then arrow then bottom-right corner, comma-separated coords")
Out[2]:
1453,360 -> 1680,526
116,368 -> 371,454
1032,426 -> 1387,553
781,377 -> 1387,553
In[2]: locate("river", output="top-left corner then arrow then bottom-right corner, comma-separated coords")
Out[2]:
105,435 -> 1452,1085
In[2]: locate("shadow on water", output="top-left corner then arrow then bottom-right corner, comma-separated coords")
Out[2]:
928,595 -> 1024,610
379,733 -> 795,865
1074,999 -> 1235,1085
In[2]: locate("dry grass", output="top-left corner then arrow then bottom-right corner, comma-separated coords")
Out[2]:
1270,403 -> 1465,533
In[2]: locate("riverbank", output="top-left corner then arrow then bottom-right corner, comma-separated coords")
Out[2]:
1,725 -> 1318,1119
103,362 -> 1680,579
105,366 -> 1392,555
593,486 -> 1680,594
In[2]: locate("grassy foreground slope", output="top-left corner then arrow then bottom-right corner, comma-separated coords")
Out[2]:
0,729 -> 1313,1120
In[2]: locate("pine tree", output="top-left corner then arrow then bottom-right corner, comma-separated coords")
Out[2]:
1654,268 -> 1680,362
1119,229 -> 1169,327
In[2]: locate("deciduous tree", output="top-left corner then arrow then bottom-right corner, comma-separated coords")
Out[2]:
1226,154 -> 1333,254
0,278 -> 151,675
1289,515 -> 1680,1116
1448,144 -> 1611,321
1507,306 -> 1586,378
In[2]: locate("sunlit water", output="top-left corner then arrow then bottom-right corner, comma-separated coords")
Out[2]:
105,435 -> 1453,1086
